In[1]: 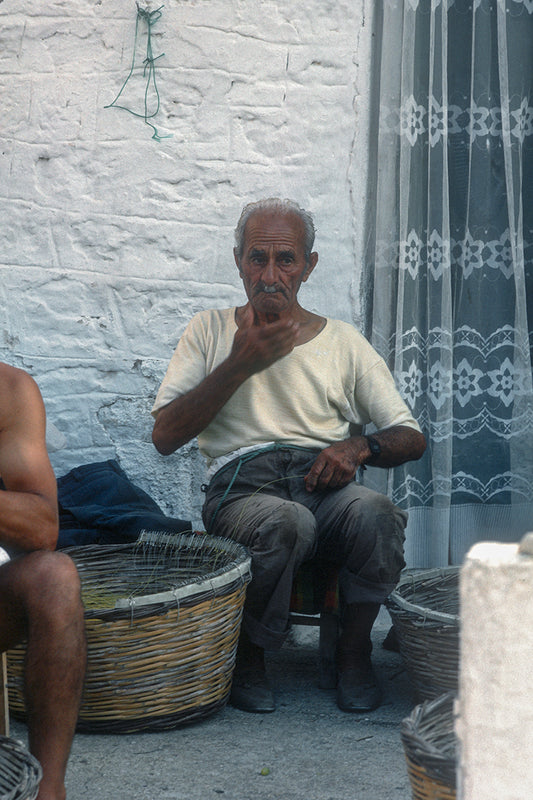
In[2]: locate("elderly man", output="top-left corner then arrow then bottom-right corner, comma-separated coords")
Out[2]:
152,198 -> 425,714
0,362 -> 86,800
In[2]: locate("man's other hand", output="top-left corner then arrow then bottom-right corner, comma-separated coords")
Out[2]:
304,440 -> 364,492
304,426 -> 426,492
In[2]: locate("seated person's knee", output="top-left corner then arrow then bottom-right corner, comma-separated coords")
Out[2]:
271,502 -> 317,559
23,551 -> 82,609
356,491 -> 406,533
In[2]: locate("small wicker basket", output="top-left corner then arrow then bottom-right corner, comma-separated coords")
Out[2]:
8,532 -> 251,733
401,692 -> 457,800
386,567 -> 459,701
0,736 -> 42,800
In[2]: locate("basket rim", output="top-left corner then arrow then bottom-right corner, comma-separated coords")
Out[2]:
401,692 -> 457,788
65,530 -> 252,618
113,559 -> 250,610
0,734 -> 43,796
388,567 -> 460,624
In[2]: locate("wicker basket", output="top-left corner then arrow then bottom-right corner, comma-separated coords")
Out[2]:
402,692 -> 457,800
386,567 -> 460,701
7,532 -> 251,733
0,736 -> 42,800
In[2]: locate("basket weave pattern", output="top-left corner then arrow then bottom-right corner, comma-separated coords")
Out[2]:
0,735 -> 42,800
386,568 -> 460,701
8,532 -> 251,733
401,693 -> 457,800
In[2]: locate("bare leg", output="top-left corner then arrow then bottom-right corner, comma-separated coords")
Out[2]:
0,551 -> 86,800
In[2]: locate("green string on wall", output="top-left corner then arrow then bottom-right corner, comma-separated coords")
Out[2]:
105,3 -> 172,142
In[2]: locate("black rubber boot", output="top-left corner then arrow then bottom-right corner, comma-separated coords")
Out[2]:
336,602 -> 382,712
230,630 -> 275,713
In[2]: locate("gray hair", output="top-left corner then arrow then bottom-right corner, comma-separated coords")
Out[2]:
234,198 -> 316,262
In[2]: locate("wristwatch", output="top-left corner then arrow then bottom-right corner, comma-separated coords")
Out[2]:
364,435 -> 381,461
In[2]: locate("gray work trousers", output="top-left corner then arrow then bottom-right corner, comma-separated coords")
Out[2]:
202,447 -> 407,650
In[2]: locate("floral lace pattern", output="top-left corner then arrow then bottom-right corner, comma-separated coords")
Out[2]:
383,96 -> 533,147
368,0 -> 533,565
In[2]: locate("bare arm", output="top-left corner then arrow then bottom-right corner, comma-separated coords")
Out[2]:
0,365 -> 58,551
152,359 -> 254,456
304,425 -> 427,492
152,305 -> 299,455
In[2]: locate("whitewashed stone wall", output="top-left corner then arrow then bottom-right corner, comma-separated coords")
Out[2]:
1,0 -> 374,528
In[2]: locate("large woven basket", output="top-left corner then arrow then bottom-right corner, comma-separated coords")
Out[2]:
7,532 -> 251,733
401,692 -> 457,800
0,736 -> 42,800
386,567 -> 460,701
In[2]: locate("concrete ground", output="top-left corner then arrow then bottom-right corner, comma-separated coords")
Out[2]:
11,609 -> 416,800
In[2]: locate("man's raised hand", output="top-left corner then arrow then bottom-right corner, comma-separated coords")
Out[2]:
230,303 -> 300,376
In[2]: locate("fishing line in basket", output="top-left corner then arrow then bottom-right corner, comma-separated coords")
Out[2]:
78,531 -> 249,615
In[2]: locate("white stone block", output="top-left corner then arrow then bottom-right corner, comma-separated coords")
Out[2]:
458,539 -> 533,799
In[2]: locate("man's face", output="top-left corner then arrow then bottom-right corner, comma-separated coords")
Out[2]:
234,211 -> 318,317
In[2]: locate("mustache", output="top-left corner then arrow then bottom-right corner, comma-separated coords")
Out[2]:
254,282 -> 287,297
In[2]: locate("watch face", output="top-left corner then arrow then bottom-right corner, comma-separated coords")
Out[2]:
367,436 -> 381,456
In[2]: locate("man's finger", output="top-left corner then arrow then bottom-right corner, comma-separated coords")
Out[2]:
304,456 -> 327,492
305,448 -> 358,492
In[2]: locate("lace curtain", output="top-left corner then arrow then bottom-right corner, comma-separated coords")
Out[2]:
367,0 -> 533,566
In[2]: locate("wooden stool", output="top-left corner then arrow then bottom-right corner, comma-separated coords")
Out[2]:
0,653 -> 9,736
289,559 -> 340,689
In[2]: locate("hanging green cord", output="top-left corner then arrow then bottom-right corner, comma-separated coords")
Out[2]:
105,3 -> 172,142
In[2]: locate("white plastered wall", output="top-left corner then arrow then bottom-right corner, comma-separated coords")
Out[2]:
1,0 -> 375,527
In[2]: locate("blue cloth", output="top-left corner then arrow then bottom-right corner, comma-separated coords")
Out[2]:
57,459 -> 192,548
